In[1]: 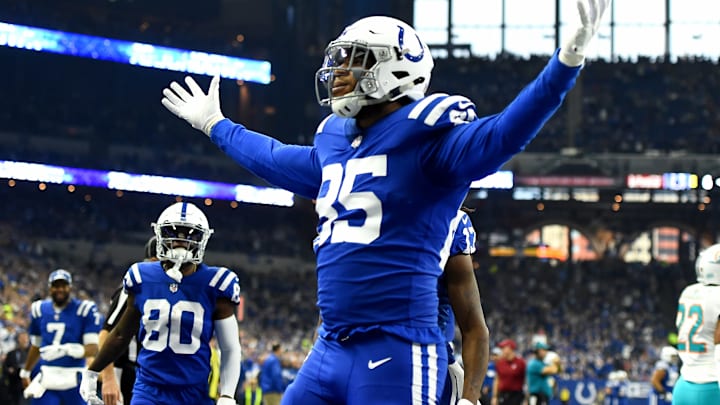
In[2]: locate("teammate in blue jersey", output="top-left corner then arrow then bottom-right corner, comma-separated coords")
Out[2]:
604,370 -> 628,405
21,269 -> 103,405
438,208 -> 489,405
161,3 -> 610,403
79,202 -> 242,405
649,346 -> 678,405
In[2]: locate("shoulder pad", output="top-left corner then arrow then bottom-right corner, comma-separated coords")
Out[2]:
76,300 -> 97,317
209,267 -> 241,304
123,263 -> 143,291
407,93 -> 477,127
31,300 -> 44,319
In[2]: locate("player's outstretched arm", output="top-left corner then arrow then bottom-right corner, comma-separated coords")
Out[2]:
446,253 -> 490,404
559,0 -> 611,67
162,75 -> 225,136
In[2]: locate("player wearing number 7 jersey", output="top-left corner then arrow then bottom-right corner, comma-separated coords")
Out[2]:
21,269 -> 102,405
162,5 -> 610,404
80,202 -> 242,405
671,243 -> 720,404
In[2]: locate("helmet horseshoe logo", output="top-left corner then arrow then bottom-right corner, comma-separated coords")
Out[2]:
397,26 -> 424,62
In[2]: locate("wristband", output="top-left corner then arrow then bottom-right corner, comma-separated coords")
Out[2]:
19,369 -> 31,379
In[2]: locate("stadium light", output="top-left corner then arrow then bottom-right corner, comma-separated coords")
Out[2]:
0,21 -> 272,84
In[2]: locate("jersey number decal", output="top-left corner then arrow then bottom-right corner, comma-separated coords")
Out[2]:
142,299 -> 204,354
47,322 -> 66,345
315,155 -> 386,246
676,303 -> 706,353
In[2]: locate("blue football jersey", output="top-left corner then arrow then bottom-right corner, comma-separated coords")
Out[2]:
29,298 -> 102,368
210,53 -> 579,343
123,261 -> 240,387
437,210 -> 477,342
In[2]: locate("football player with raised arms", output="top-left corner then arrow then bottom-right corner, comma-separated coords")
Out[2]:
161,2 -> 610,403
79,202 -> 242,405
21,269 -> 103,405
438,208 -> 489,405
671,243 -> 720,404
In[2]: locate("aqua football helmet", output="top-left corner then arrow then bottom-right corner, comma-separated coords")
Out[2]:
152,202 -> 213,265
315,16 -> 434,118
696,243 -> 720,285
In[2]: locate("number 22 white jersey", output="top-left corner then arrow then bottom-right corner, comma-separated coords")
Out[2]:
675,282 -> 720,383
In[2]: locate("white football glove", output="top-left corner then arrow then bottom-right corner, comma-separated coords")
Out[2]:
40,343 -> 85,361
23,373 -> 46,399
216,397 -> 236,405
80,369 -> 104,405
39,344 -> 67,361
162,75 -> 225,136
560,0 -> 611,67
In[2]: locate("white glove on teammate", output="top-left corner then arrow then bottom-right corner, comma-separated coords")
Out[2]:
560,0 -> 611,67
23,373 -> 46,399
162,76 -> 225,136
80,369 -> 104,405
216,396 -> 236,405
39,343 -> 85,361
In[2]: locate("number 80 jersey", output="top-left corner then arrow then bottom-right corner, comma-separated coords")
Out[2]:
123,261 -> 240,387
675,282 -> 720,383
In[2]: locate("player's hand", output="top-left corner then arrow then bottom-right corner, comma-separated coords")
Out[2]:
63,343 -> 86,358
80,369 -> 104,405
39,344 -> 68,361
101,374 -> 122,405
216,396 -> 236,405
457,399 -> 483,405
162,75 -> 225,136
20,369 -> 31,389
560,0 -> 611,66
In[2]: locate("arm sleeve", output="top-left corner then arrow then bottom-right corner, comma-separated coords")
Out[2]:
210,119 -> 322,199
214,316 -> 242,398
427,51 -> 581,183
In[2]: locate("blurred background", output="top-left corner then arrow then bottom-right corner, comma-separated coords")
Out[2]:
0,0 -> 718,403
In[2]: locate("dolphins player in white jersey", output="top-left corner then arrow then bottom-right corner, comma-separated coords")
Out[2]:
671,243 -> 720,404
161,2 -> 610,403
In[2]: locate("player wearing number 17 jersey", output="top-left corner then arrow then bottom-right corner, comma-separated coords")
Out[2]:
80,202 -> 242,405
671,243 -> 720,405
162,5 -> 610,403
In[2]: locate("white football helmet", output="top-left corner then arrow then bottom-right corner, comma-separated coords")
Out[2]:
315,16 -> 434,118
696,243 -> 720,285
151,202 -> 213,265
660,346 -> 678,363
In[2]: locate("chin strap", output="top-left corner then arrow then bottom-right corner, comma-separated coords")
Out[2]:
166,260 -> 184,283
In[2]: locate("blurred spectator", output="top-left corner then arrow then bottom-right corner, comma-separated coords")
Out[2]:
493,339 -> 526,405
259,343 -> 284,405
1,331 -> 31,405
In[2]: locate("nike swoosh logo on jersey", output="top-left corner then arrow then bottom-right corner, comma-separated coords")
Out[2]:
368,357 -> 392,369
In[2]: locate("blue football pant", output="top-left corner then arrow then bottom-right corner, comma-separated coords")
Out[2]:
282,332 -> 447,405
131,381 -> 213,405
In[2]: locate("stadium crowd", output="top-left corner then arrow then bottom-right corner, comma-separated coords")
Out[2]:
0,209 -> 688,388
